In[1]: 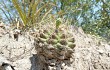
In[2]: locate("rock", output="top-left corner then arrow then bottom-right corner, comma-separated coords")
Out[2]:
0,55 -> 15,70
105,44 -> 110,50
0,55 -> 10,66
1,63 -> 15,70
97,49 -> 104,54
0,21 -> 5,28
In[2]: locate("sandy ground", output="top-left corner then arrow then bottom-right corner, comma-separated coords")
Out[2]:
0,26 -> 110,70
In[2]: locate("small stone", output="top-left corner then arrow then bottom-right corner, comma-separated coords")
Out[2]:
61,63 -> 65,67
49,66 -> 56,70
108,53 -> 110,57
14,33 -> 19,41
97,50 -> 104,54
50,63 -> 55,66
0,21 -> 5,28
105,44 -> 110,50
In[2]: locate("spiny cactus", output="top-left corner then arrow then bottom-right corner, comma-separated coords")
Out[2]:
35,29 -> 75,48
34,23 -> 76,60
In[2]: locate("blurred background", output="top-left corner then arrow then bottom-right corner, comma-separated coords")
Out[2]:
0,0 -> 110,41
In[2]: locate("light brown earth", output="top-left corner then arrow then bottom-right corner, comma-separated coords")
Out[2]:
0,25 -> 110,70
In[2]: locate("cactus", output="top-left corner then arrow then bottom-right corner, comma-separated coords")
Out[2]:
34,23 -> 76,60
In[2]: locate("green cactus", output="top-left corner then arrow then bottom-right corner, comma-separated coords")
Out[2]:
35,24 -> 76,50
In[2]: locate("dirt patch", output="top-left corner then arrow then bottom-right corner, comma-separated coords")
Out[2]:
0,26 -> 110,70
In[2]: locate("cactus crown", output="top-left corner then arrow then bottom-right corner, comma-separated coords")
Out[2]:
34,23 -> 76,49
